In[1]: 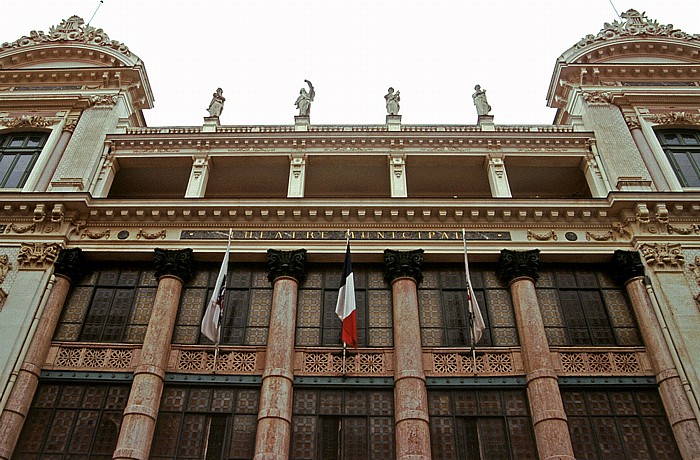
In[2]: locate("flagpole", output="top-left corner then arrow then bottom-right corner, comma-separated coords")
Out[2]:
462,228 -> 477,374
342,228 -> 350,375
213,228 -> 233,374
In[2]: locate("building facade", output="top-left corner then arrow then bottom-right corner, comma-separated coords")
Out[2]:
0,9 -> 700,460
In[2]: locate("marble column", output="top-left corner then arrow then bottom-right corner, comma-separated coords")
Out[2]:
0,248 -> 83,460
113,248 -> 193,460
384,249 -> 431,460
612,250 -> 700,459
498,249 -> 575,460
254,249 -> 307,460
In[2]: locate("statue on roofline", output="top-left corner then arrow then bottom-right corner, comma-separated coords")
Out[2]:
295,80 -> 315,116
207,88 -> 225,117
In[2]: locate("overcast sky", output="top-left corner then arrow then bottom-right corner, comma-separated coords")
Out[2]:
2,1 -> 699,127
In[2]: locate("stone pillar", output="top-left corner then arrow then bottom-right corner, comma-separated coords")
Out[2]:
498,249 -> 575,460
626,119 -> 671,191
113,248 -> 193,460
185,155 -> 210,198
612,250 -> 700,459
384,249 -> 431,460
0,248 -> 82,460
254,249 -> 307,460
389,153 -> 408,198
486,154 -> 511,197
287,153 -> 306,198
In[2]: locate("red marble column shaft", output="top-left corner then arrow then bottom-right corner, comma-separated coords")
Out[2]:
0,275 -> 71,460
509,277 -> 575,460
254,277 -> 299,460
625,277 -> 700,459
113,275 -> 183,460
392,277 -> 431,460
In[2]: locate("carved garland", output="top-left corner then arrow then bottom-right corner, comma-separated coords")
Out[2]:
0,115 -> 60,128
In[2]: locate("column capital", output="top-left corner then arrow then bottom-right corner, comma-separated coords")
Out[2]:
498,249 -> 540,284
267,249 -> 307,283
611,250 -> 645,285
384,249 -> 424,284
53,248 -> 83,284
153,248 -> 194,282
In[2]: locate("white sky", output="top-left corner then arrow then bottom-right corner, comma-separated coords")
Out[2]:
2,1 -> 699,127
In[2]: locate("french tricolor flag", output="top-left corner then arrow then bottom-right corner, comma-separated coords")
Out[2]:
335,243 -> 357,348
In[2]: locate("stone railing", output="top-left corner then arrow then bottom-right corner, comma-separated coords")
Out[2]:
168,345 -> 264,374
425,348 -> 524,376
45,343 -> 140,371
552,347 -> 651,376
295,348 -> 393,377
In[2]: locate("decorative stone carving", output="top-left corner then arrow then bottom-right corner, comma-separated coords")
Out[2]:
581,91 -> 613,105
33,204 -> 46,223
136,228 -> 166,240
383,249 -> 424,284
54,248 -> 83,284
51,204 -> 65,223
611,250 -> 645,285
527,230 -> 557,241
687,256 -> 700,286
0,115 -> 59,128
64,117 -> 79,132
668,223 -> 700,235
575,9 -> 700,50
0,254 -> 12,284
472,85 -> 491,116
266,248 -> 307,283
8,222 -> 36,234
80,228 -> 110,240
585,231 -> 615,241
0,288 -> 6,312
639,243 -> 685,269
17,242 -> 61,269
498,249 -> 540,284
88,94 -> 119,107
651,112 -> 700,126
384,87 -> 400,115
153,248 -> 194,282
0,15 -> 132,57
612,222 -> 632,239
624,115 -> 641,130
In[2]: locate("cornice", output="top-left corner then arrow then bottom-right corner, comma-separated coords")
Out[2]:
107,129 -> 594,155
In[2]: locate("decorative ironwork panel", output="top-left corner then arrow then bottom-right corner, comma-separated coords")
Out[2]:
290,389 -> 394,460
536,266 -> 642,347
419,264 -> 517,348
170,347 -> 259,374
151,386 -> 260,459
562,389 -> 681,459
428,389 -> 537,460
299,350 -> 387,376
49,345 -> 136,371
15,383 -> 128,458
297,264 -> 391,348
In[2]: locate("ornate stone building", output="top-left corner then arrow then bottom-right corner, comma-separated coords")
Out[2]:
0,9 -> 699,460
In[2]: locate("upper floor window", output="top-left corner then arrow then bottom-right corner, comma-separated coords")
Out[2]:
0,132 -> 48,188
656,129 -> 700,187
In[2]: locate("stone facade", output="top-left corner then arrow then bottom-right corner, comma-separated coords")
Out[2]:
1,11 -> 700,460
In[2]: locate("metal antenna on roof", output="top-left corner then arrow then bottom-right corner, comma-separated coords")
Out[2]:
607,0 -> 621,19
87,0 -> 105,27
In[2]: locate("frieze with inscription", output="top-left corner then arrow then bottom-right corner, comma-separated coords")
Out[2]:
181,229 -> 511,241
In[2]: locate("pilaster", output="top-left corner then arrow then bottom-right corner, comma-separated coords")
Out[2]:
287,153 -> 306,198
389,153 -> 408,198
486,154 -> 511,197
254,249 -> 306,460
384,249 -> 431,460
498,249 -> 575,460
185,155 -> 210,198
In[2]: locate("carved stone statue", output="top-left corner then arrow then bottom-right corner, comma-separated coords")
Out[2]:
385,87 -> 400,115
472,85 -> 491,116
295,80 -> 315,116
207,88 -> 225,117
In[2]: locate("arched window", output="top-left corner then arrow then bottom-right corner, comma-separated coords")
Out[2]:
656,129 -> 700,187
0,132 -> 48,188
